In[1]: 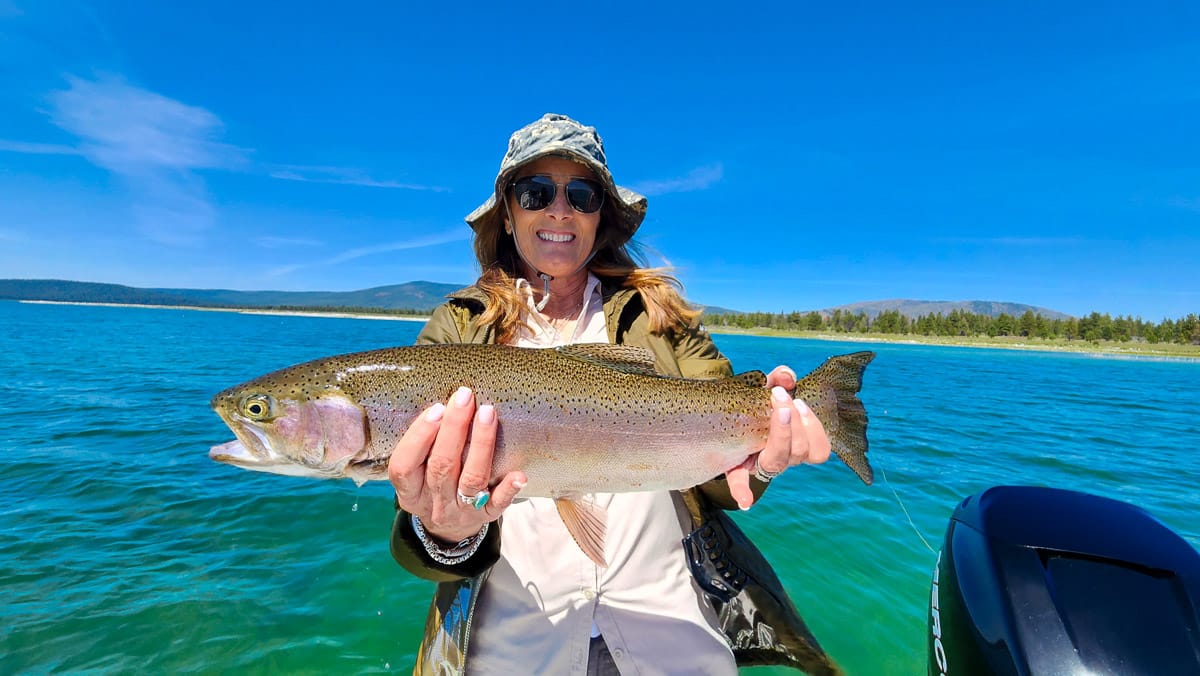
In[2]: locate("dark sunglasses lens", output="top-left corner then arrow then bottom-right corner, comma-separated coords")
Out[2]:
513,176 -> 556,211
566,180 -> 604,213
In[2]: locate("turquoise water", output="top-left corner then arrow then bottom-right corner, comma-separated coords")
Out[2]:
2,300 -> 1196,675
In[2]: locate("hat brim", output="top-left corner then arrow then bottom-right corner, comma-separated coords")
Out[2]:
465,149 -> 647,241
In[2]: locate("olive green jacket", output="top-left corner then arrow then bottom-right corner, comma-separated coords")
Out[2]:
391,284 -> 841,675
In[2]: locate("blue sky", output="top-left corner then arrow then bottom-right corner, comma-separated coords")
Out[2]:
1,1 -> 1197,320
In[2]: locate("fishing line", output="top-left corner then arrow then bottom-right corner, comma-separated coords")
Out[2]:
879,461 -> 936,555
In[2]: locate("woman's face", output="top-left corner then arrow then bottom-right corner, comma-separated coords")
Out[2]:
506,156 -> 603,281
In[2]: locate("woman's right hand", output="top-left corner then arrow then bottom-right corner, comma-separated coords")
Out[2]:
388,386 -> 526,544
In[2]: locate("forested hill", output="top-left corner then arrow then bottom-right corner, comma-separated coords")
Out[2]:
828,299 -> 1072,321
0,279 -> 463,312
0,280 -> 207,307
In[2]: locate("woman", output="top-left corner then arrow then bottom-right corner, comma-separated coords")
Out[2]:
389,114 -> 839,675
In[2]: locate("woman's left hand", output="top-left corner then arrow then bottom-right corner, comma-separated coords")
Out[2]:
725,365 -> 831,509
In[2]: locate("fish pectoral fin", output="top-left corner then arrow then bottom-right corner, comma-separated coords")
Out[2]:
554,344 -> 663,377
554,498 -> 608,567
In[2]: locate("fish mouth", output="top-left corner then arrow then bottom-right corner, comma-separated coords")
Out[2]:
209,414 -> 292,470
209,438 -> 345,479
209,439 -> 262,466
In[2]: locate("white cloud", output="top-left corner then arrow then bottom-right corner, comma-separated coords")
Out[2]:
128,174 -> 216,246
0,140 -> 79,155
933,237 -> 1086,246
6,75 -> 449,248
1168,197 -> 1200,213
268,165 -> 449,192
42,75 -> 245,245
0,227 -> 28,242
628,163 -> 723,196
264,229 -> 472,278
48,75 -> 246,174
0,0 -> 22,18
254,236 -> 325,248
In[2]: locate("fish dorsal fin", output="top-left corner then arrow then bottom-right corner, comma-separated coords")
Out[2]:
729,370 -> 767,388
554,497 -> 608,567
554,344 -> 661,376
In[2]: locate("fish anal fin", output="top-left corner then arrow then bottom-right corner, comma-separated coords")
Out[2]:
554,344 -> 662,376
554,497 -> 608,567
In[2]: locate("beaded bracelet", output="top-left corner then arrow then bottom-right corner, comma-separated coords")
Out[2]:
411,515 -> 489,566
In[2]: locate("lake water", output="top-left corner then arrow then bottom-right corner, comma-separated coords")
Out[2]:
2,300 -> 1196,674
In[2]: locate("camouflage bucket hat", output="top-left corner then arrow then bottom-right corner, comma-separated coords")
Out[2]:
465,113 -> 648,241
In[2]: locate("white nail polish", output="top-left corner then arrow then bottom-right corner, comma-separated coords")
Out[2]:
426,403 -> 445,422
454,386 -> 472,407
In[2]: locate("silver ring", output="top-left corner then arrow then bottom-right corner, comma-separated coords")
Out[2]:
753,457 -> 782,483
457,488 -> 490,510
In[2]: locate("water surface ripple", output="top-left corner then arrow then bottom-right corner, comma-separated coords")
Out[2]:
2,302 -> 1196,674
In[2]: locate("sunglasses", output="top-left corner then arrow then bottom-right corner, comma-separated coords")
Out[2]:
510,175 -> 605,214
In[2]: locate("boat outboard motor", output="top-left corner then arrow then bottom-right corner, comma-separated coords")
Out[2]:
929,485 -> 1200,675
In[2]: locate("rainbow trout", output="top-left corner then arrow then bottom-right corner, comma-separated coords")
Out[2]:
210,343 -> 874,565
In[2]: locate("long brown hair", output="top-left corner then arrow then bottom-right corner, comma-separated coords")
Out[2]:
471,199 -> 701,344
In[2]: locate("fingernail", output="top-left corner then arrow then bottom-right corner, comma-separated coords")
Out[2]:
777,406 -> 792,424
477,404 -> 495,424
453,386 -> 472,407
793,399 -> 811,415
771,386 -> 790,403
779,366 -> 797,380
425,403 -> 445,422
512,478 -> 527,491
739,500 -> 752,511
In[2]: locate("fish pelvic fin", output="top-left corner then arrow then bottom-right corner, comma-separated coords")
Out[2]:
554,497 -> 608,567
794,351 -> 876,486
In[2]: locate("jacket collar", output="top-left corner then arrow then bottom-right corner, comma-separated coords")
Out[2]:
446,281 -> 641,323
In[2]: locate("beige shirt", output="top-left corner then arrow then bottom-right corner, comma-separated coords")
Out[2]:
466,275 -> 736,676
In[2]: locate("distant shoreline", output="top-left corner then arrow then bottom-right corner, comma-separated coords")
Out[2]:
17,299 -> 1198,361
18,300 -> 431,322
706,326 -> 1200,362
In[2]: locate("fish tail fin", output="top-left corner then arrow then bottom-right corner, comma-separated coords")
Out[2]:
793,351 -> 875,485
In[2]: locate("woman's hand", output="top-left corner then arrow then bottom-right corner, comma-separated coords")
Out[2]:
725,365 -> 831,509
388,386 -> 526,544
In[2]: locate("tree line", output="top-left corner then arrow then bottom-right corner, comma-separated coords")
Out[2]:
702,309 -> 1200,345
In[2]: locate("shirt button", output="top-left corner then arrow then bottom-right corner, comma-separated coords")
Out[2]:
583,590 -> 596,600
612,648 -> 624,659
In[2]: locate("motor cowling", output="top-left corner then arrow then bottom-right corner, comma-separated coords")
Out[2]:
929,485 -> 1200,675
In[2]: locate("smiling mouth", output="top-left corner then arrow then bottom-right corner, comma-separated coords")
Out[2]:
538,231 -> 575,243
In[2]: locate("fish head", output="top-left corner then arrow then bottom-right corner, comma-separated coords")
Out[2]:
209,366 -> 369,481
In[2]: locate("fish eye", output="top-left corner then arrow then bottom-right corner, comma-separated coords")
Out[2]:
241,394 -> 274,420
